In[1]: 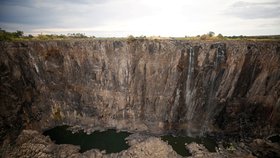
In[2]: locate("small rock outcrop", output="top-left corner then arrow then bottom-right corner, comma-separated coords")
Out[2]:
186,142 -> 256,158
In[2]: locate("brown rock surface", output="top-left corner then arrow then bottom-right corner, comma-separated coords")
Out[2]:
1,39 -> 280,154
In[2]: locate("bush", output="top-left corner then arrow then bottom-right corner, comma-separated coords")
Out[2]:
208,31 -> 215,37
0,28 -> 94,41
200,34 -> 208,40
67,33 -> 87,38
0,28 -> 25,41
37,34 -> 51,40
14,30 -> 23,38
127,35 -> 136,43
217,33 -> 224,39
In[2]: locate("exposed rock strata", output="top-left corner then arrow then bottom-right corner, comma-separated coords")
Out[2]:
1,39 -> 280,143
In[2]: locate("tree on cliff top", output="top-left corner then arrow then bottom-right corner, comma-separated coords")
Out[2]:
0,28 -> 24,41
208,31 -> 215,37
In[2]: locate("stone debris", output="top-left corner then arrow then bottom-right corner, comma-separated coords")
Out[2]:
125,133 -> 151,146
185,142 -> 258,158
112,137 -> 180,158
3,129 -> 272,158
3,130 -> 179,158
5,130 -> 54,158
248,139 -> 280,158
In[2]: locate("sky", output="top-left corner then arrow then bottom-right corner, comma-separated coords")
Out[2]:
0,0 -> 279,37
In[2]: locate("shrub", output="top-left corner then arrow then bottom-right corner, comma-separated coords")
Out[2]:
67,33 -> 88,38
200,34 -> 208,40
0,28 -> 25,41
217,33 -> 224,39
127,35 -> 136,43
208,31 -> 215,37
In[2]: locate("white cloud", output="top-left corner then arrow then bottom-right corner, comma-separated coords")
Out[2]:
226,1 -> 280,19
0,0 -> 279,36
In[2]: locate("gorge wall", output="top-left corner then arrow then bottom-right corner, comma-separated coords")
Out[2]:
1,39 -> 280,141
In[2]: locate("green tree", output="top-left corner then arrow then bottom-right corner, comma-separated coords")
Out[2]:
127,35 -> 136,43
208,31 -> 215,37
68,33 -> 87,38
217,33 -> 223,39
14,30 -> 24,37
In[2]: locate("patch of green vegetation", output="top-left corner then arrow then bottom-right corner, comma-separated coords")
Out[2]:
36,34 -> 67,40
0,28 -> 25,41
127,35 -> 137,43
224,35 -> 280,41
0,28 -> 95,41
226,143 -> 236,152
53,108 -> 62,120
51,105 -> 65,121
95,37 -> 127,41
178,31 -> 280,41
67,33 -> 89,38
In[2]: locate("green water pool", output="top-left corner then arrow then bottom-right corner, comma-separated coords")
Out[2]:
43,125 -> 131,153
43,126 -> 217,156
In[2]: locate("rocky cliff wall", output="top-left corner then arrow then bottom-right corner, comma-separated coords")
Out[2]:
1,40 -> 280,140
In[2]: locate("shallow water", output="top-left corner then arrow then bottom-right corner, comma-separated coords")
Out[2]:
161,134 -> 217,156
44,126 -> 217,156
268,135 -> 280,144
43,125 -> 131,153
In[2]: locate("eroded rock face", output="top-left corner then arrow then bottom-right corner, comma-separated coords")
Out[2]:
1,40 -> 280,140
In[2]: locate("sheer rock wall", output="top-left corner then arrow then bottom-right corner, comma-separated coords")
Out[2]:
1,40 -> 279,139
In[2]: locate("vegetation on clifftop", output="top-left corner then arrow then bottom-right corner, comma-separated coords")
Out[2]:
0,28 -> 95,41
0,29 -> 279,42
180,31 -> 280,41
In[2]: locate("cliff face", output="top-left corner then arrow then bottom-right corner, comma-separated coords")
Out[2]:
1,40 -> 280,140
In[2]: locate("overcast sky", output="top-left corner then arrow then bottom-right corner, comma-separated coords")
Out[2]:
0,0 -> 279,37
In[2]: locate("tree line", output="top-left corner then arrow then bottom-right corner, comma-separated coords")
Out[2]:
0,28 -> 95,41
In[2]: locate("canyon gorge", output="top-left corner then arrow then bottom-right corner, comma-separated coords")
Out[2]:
0,39 -> 280,157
